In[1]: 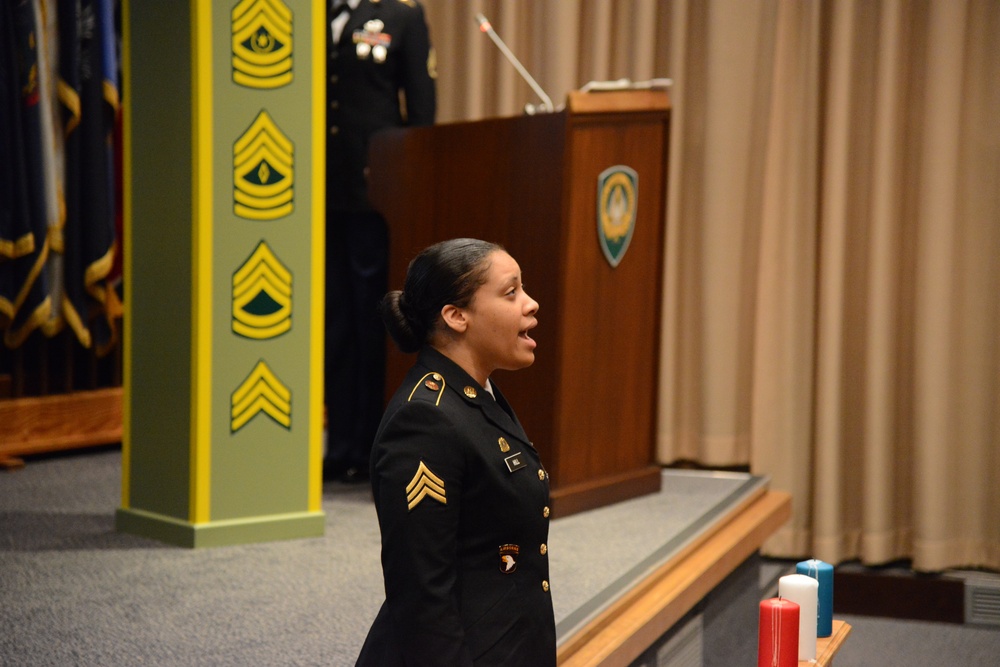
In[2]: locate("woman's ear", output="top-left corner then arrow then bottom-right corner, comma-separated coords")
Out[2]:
440,304 -> 468,334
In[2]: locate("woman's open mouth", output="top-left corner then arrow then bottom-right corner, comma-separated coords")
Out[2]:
519,322 -> 537,348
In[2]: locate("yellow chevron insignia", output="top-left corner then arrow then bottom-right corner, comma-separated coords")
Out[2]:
231,360 -> 292,432
231,0 -> 293,89
405,461 -> 446,511
232,241 -> 292,339
234,110 -> 294,220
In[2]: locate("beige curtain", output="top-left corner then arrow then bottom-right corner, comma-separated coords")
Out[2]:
421,0 -> 1000,572
423,0 -> 672,122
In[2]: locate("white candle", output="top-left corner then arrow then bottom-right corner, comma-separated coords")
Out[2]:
778,573 -> 818,661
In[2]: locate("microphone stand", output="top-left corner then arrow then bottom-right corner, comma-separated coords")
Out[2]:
475,13 -> 555,114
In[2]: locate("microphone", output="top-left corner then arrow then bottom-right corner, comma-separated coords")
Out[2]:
475,13 -> 555,114
579,77 -> 673,93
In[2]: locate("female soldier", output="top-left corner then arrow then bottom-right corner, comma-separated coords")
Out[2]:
355,238 -> 556,666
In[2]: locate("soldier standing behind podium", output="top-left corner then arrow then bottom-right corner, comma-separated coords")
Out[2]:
325,0 -> 437,482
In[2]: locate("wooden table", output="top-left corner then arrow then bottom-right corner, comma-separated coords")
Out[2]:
803,620 -> 852,666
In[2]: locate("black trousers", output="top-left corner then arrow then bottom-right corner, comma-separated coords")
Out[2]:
324,209 -> 389,471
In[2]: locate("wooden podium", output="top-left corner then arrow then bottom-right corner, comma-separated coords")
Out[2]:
368,90 -> 670,517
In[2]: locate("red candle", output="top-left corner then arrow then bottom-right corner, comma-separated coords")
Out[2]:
758,597 -> 799,667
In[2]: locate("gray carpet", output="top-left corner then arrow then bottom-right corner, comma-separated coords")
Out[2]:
833,614 -> 1000,666
1,449 -> 381,666
3,448 -> 999,666
0,449 -> 756,666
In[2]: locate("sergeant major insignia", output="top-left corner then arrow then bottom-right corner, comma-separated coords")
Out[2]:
231,0 -> 293,89
596,165 -> 638,268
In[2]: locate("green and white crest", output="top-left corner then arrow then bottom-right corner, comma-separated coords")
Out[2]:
596,165 -> 638,268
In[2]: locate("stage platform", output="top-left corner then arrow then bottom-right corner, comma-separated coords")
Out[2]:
551,470 -> 790,666
0,451 -> 789,666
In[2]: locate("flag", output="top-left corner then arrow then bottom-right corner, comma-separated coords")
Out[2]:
1,0 -> 53,348
33,0 -> 68,342
57,0 -> 119,354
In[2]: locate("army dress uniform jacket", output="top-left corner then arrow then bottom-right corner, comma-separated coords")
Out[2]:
328,0 -> 436,212
355,347 -> 556,667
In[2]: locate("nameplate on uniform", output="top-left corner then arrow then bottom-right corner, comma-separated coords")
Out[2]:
504,452 -> 526,473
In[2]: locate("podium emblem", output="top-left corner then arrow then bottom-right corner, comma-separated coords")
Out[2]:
597,166 -> 638,268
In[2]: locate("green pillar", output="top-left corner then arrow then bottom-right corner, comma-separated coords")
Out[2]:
116,0 -> 326,547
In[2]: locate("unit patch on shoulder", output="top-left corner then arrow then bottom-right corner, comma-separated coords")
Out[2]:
406,461 -> 446,510
499,544 -> 520,573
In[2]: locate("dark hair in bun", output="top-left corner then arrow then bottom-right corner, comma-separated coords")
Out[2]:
380,238 -> 502,353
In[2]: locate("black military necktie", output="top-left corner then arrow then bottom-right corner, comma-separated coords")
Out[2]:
331,1 -> 351,19
330,1 -> 353,44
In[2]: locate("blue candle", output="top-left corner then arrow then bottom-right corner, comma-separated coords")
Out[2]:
796,559 -> 833,637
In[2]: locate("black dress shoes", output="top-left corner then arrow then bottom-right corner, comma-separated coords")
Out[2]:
322,460 -> 369,484
338,466 -> 370,484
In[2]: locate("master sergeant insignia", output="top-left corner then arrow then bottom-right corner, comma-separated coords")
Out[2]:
406,461 -> 446,510
233,110 -> 294,220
